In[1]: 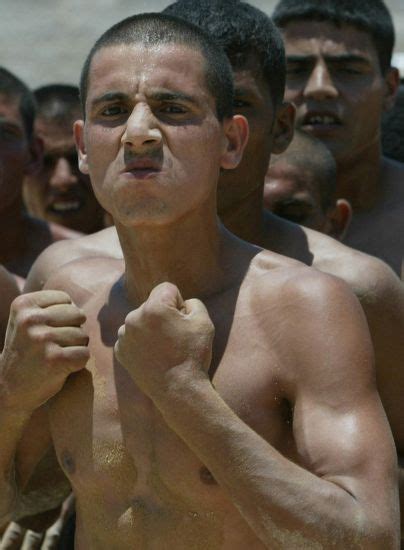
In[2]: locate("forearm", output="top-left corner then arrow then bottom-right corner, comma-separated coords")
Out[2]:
0,402 -> 32,523
155,375 -> 393,549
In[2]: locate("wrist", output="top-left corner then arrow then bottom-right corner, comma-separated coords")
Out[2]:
153,364 -> 213,416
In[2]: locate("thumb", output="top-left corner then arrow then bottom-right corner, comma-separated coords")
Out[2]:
183,298 -> 210,319
148,282 -> 185,312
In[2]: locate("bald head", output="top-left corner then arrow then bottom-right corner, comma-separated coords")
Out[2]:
264,131 -> 350,237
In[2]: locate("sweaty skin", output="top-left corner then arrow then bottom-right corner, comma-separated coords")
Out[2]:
281,20 -> 404,275
1,39 -> 398,548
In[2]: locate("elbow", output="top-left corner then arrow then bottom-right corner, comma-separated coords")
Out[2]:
353,512 -> 399,550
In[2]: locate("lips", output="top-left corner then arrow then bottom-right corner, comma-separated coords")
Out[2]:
301,111 -> 342,129
120,158 -> 162,180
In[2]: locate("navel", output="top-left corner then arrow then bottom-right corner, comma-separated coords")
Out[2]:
199,466 -> 217,486
60,450 -> 76,475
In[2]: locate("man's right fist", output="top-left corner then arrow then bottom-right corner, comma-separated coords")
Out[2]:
0,291 -> 89,413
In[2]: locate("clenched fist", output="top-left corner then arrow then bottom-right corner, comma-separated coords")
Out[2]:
0,291 -> 89,413
114,282 -> 214,399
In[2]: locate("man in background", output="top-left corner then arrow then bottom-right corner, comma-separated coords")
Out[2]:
0,67 -> 80,288
23,84 -> 105,235
273,0 -> 404,275
264,130 -> 351,238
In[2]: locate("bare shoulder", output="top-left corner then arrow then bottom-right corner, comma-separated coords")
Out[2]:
249,254 -> 373,380
302,227 -> 401,300
48,222 -> 83,241
251,249 -> 360,310
43,256 -> 123,308
25,227 -> 121,292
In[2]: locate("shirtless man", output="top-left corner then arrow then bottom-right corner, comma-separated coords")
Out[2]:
23,85 -> 105,235
0,13 -> 398,548
0,68 -> 80,287
264,130 -> 351,238
272,0 -> 404,275
25,2 -> 404,523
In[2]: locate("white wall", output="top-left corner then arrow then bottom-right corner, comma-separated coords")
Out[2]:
1,0 -> 403,88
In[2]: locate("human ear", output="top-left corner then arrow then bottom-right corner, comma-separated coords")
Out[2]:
74,119 -> 89,175
383,67 -> 400,112
271,102 -> 295,155
220,114 -> 249,170
23,135 -> 43,176
323,199 -> 352,241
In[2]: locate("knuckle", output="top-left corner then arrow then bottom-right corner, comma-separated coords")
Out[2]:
16,309 -> 43,329
28,326 -> 52,343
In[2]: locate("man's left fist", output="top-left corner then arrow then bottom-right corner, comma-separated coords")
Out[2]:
114,282 -> 214,398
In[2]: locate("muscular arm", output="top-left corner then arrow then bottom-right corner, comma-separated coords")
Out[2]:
0,291 -> 89,524
119,277 -> 399,548
354,261 -> 404,539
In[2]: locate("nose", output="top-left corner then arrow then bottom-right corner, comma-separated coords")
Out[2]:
49,157 -> 78,190
303,61 -> 338,101
121,104 -> 162,151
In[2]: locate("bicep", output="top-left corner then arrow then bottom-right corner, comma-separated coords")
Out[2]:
288,275 -> 397,502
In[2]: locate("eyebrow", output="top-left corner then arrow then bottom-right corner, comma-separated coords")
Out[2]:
286,53 -> 371,64
276,198 -> 315,208
90,90 -> 198,108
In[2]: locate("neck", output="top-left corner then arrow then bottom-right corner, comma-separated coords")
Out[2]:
219,185 -> 267,248
118,200 -> 238,306
0,200 -> 27,264
336,139 -> 383,211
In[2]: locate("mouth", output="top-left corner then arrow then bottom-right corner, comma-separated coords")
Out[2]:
121,159 -> 162,180
48,199 -> 83,213
301,112 -> 342,131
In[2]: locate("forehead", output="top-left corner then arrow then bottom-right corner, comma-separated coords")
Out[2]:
282,20 -> 378,60
35,117 -> 75,152
233,56 -> 268,91
86,42 -> 214,108
269,161 -> 318,192
0,93 -> 24,128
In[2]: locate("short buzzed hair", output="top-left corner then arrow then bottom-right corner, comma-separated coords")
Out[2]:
271,130 -> 337,210
80,12 -> 234,121
163,0 -> 286,108
34,84 -> 81,124
0,66 -> 36,139
272,0 -> 395,75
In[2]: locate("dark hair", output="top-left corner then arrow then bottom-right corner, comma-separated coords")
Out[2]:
164,0 -> 286,108
0,66 -> 36,140
382,86 -> 404,163
271,130 -> 337,210
34,84 -> 81,123
80,12 -> 234,121
272,0 -> 395,75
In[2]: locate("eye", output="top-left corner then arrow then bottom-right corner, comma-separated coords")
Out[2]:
159,104 -> 187,114
101,105 -> 127,116
233,99 -> 251,109
0,124 -> 23,141
286,65 -> 311,76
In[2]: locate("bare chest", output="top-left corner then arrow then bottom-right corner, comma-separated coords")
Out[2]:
48,295 -> 294,548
